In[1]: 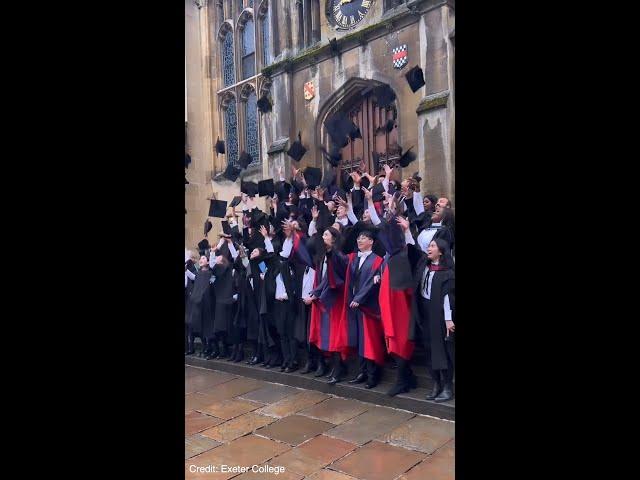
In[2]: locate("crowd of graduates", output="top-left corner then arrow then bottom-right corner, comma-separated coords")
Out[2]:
185,159 -> 456,403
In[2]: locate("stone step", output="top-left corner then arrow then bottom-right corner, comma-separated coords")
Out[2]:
185,353 -> 455,421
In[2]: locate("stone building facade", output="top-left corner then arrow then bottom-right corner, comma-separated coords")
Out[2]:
185,0 -> 454,248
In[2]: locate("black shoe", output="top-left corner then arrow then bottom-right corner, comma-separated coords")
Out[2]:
434,384 -> 453,403
313,363 -> 327,377
426,382 -> 442,401
386,383 -> 409,396
248,356 -> 260,365
348,373 -> 368,384
327,376 -> 341,385
300,361 -> 316,374
280,364 -> 287,372
365,380 -> 378,389
325,368 -> 336,378
285,364 -> 298,373
233,350 -> 244,362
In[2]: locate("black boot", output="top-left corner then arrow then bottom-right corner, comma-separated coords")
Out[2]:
313,358 -> 327,377
226,345 -> 237,361
234,345 -> 244,362
426,381 -> 442,400
387,359 -> 410,396
327,357 -> 346,385
300,357 -> 316,374
349,372 -> 367,384
216,342 -> 228,359
435,382 -> 453,402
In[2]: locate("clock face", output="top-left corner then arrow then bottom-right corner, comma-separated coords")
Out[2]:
330,0 -> 373,31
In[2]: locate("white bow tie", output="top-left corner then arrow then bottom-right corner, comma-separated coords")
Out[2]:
358,251 -> 372,258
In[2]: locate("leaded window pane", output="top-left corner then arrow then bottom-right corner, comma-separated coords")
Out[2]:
222,31 -> 235,87
242,21 -> 255,79
245,92 -> 260,166
262,12 -> 270,66
225,99 -> 239,167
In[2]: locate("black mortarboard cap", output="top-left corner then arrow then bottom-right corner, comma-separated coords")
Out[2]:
230,196 -> 242,208
361,175 -> 370,189
287,132 -> 307,162
325,112 -> 351,148
397,146 -> 417,168
215,138 -> 225,154
373,84 -> 396,108
197,238 -> 210,253
299,197 -> 314,212
320,145 -> 341,168
241,180 -> 259,197
204,219 -> 212,236
223,164 -> 242,182
238,151 -> 252,169
257,95 -> 272,113
304,167 -> 322,189
209,199 -> 228,218
372,182 -> 386,202
349,122 -> 362,140
405,65 -> 426,93
258,178 -> 275,197
221,220 -> 232,236
275,180 -> 292,199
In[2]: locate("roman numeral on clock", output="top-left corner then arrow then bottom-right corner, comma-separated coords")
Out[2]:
362,0 -> 371,8
335,11 -> 344,23
334,4 -> 340,12
358,10 -> 365,19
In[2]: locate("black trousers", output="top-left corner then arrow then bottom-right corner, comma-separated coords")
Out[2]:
358,356 -> 379,379
275,299 -> 297,366
418,297 -> 454,385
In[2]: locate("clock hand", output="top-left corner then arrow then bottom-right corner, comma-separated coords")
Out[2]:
339,0 -> 354,5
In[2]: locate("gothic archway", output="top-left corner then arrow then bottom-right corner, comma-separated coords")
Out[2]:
316,78 -> 400,178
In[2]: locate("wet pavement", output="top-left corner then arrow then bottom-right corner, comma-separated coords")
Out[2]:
186,366 -> 454,480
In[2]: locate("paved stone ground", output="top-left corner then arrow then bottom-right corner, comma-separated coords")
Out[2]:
186,366 -> 454,480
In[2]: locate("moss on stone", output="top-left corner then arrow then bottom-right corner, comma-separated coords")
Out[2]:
416,92 -> 449,114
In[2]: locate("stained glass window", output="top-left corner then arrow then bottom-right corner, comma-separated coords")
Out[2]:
222,30 -> 235,87
224,99 -> 239,166
242,20 -> 255,79
262,10 -> 270,66
245,92 -> 260,166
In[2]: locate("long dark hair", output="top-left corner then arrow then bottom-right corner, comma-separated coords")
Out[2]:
426,238 -> 454,269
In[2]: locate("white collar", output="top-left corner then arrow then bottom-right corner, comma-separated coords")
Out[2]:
358,250 -> 373,258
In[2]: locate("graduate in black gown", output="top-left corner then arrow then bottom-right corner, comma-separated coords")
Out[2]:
185,251 -> 198,355
185,254 -> 215,356
408,237 -> 456,402
209,238 -> 239,359
232,245 -> 260,363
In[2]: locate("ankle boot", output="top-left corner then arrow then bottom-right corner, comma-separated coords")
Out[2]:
434,382 -> 453,402
387,363 -> 409,396
226,345 -> 237,361
234,345 -> 244,362
426,381 -> 442,400
314,360 -> 327,377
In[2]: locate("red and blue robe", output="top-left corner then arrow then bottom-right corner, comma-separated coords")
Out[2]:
309,250 -> 349,355
338,252 -> 386,366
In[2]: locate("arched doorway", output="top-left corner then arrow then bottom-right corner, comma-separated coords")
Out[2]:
317,78 -> 401,178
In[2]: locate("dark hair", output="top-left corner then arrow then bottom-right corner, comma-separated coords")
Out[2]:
357,230 -> 374,241
296,218 -> 308,235
325,226 -> 340,239
440,207 -> 455,228
424,194 -> 438,213
426,238 -> 454,269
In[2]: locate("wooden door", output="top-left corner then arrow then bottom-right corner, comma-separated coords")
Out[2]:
338,93 -> 400,177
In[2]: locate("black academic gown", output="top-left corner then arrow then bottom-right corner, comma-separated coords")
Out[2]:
212,258 -> 235,335
234,257 -> 260,342
186,268 -> 214,339
408,245 -> 455,372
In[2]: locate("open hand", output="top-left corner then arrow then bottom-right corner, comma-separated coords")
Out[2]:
396,216 -> 410,231
259,225 -> 269,238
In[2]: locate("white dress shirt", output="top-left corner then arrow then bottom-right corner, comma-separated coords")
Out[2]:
275,273 -> 288,300
301,266 -> 316,299
357,249 -> 372,269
